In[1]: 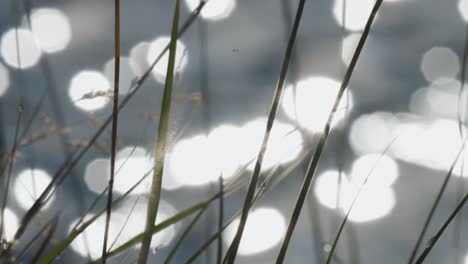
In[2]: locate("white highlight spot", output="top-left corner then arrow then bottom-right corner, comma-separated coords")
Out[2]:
420,47 -> 459,83
224,207 -> 286,255
1,28 -> 42,69
84,147 -> 155,195
30,8 -> 71,53
282,76 -> 353,133
0,63 -> 10,96
113,199 -> 176,249
84,158 -> 109,194
146,36 -> 188,83
314,170 -> 395,222
349,112 -> 397,155
129,41 -> 150,76
14,168 -> 54,210
350,154 -> 399,188
458,0 -> 468,22
103,57 -> 136,94
185,0 -> 236,20
333,0 -> 376,31
69,214 -> 118,259
167,120 -> 303,187
68,70 -> 111,111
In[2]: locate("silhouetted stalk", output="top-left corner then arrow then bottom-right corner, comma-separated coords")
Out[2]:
275,0 -> 383,262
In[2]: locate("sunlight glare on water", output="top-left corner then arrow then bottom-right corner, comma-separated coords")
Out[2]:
14,168 -> 54,210
68,70 -> 111,111
30,8 -> 71,53
129,41 -> 150,76
1,28 -> 42,69
103,57 -> 136,94
167,119 -> 303,187
113,199 -> 176,249
333,0 -> 376,31
69,214 -> 119,259
185,0 -> 236,21
420,47 -> 459,83
224,207 -> 286,255
282,76 -> 353,133
349,112 -> 398,155
350,154 -> 399,188
314,170 -> 395,222
146,36 -> 188,83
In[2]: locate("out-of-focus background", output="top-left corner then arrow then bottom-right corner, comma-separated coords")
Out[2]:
0,0 -> 467,263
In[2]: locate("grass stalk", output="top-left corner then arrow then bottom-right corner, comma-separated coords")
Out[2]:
101,0 -> 121,262
11,0 -> 208,244
222,1 -> 306,262
406,137 -> 468,264
136,0 -> 179,263
275,0 -> 383,262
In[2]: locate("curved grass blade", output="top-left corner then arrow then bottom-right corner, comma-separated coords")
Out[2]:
101,0 -> 121,262
414,192 -> 468,264
275,1 -> 383,262
94,195 -> 218,263
11,0 -> 208,243
137,0 -> 179,263
222,1 -> 306,262
325,138 -> 397,264
406,137 -> 468,264
164,204 -> 208,263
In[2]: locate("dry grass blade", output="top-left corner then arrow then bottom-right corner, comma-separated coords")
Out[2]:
101,0 -> 121,262
275,0 -> 383,262
137,1 -> 179,262
222,1 -> 306,262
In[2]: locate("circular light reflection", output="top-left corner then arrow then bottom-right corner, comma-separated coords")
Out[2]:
420,47 -> 459,83
224,207 -> 286,255
129,41 -> 150,76
333,0 -> 376,31
113,147 -> 154,194
459,0 -> 468,22
240,118 -> 303,170
104,57 -> 136,94
1,28 -> 42,69
282,76 -> 353,133
14,168 -> 54,210
30,8 -> 71,53
69,214 -> 119,259
185,0 -> 236,20
349,112 -> 397,155
350,154 -> 399,188
0,62 -> 10,96
113,199 -> 176,249
167,120 -> 303,187
146,36 -> 188,83
68,70 -> 111,111
314,170 -> 395,222
84,158 -> 109,193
